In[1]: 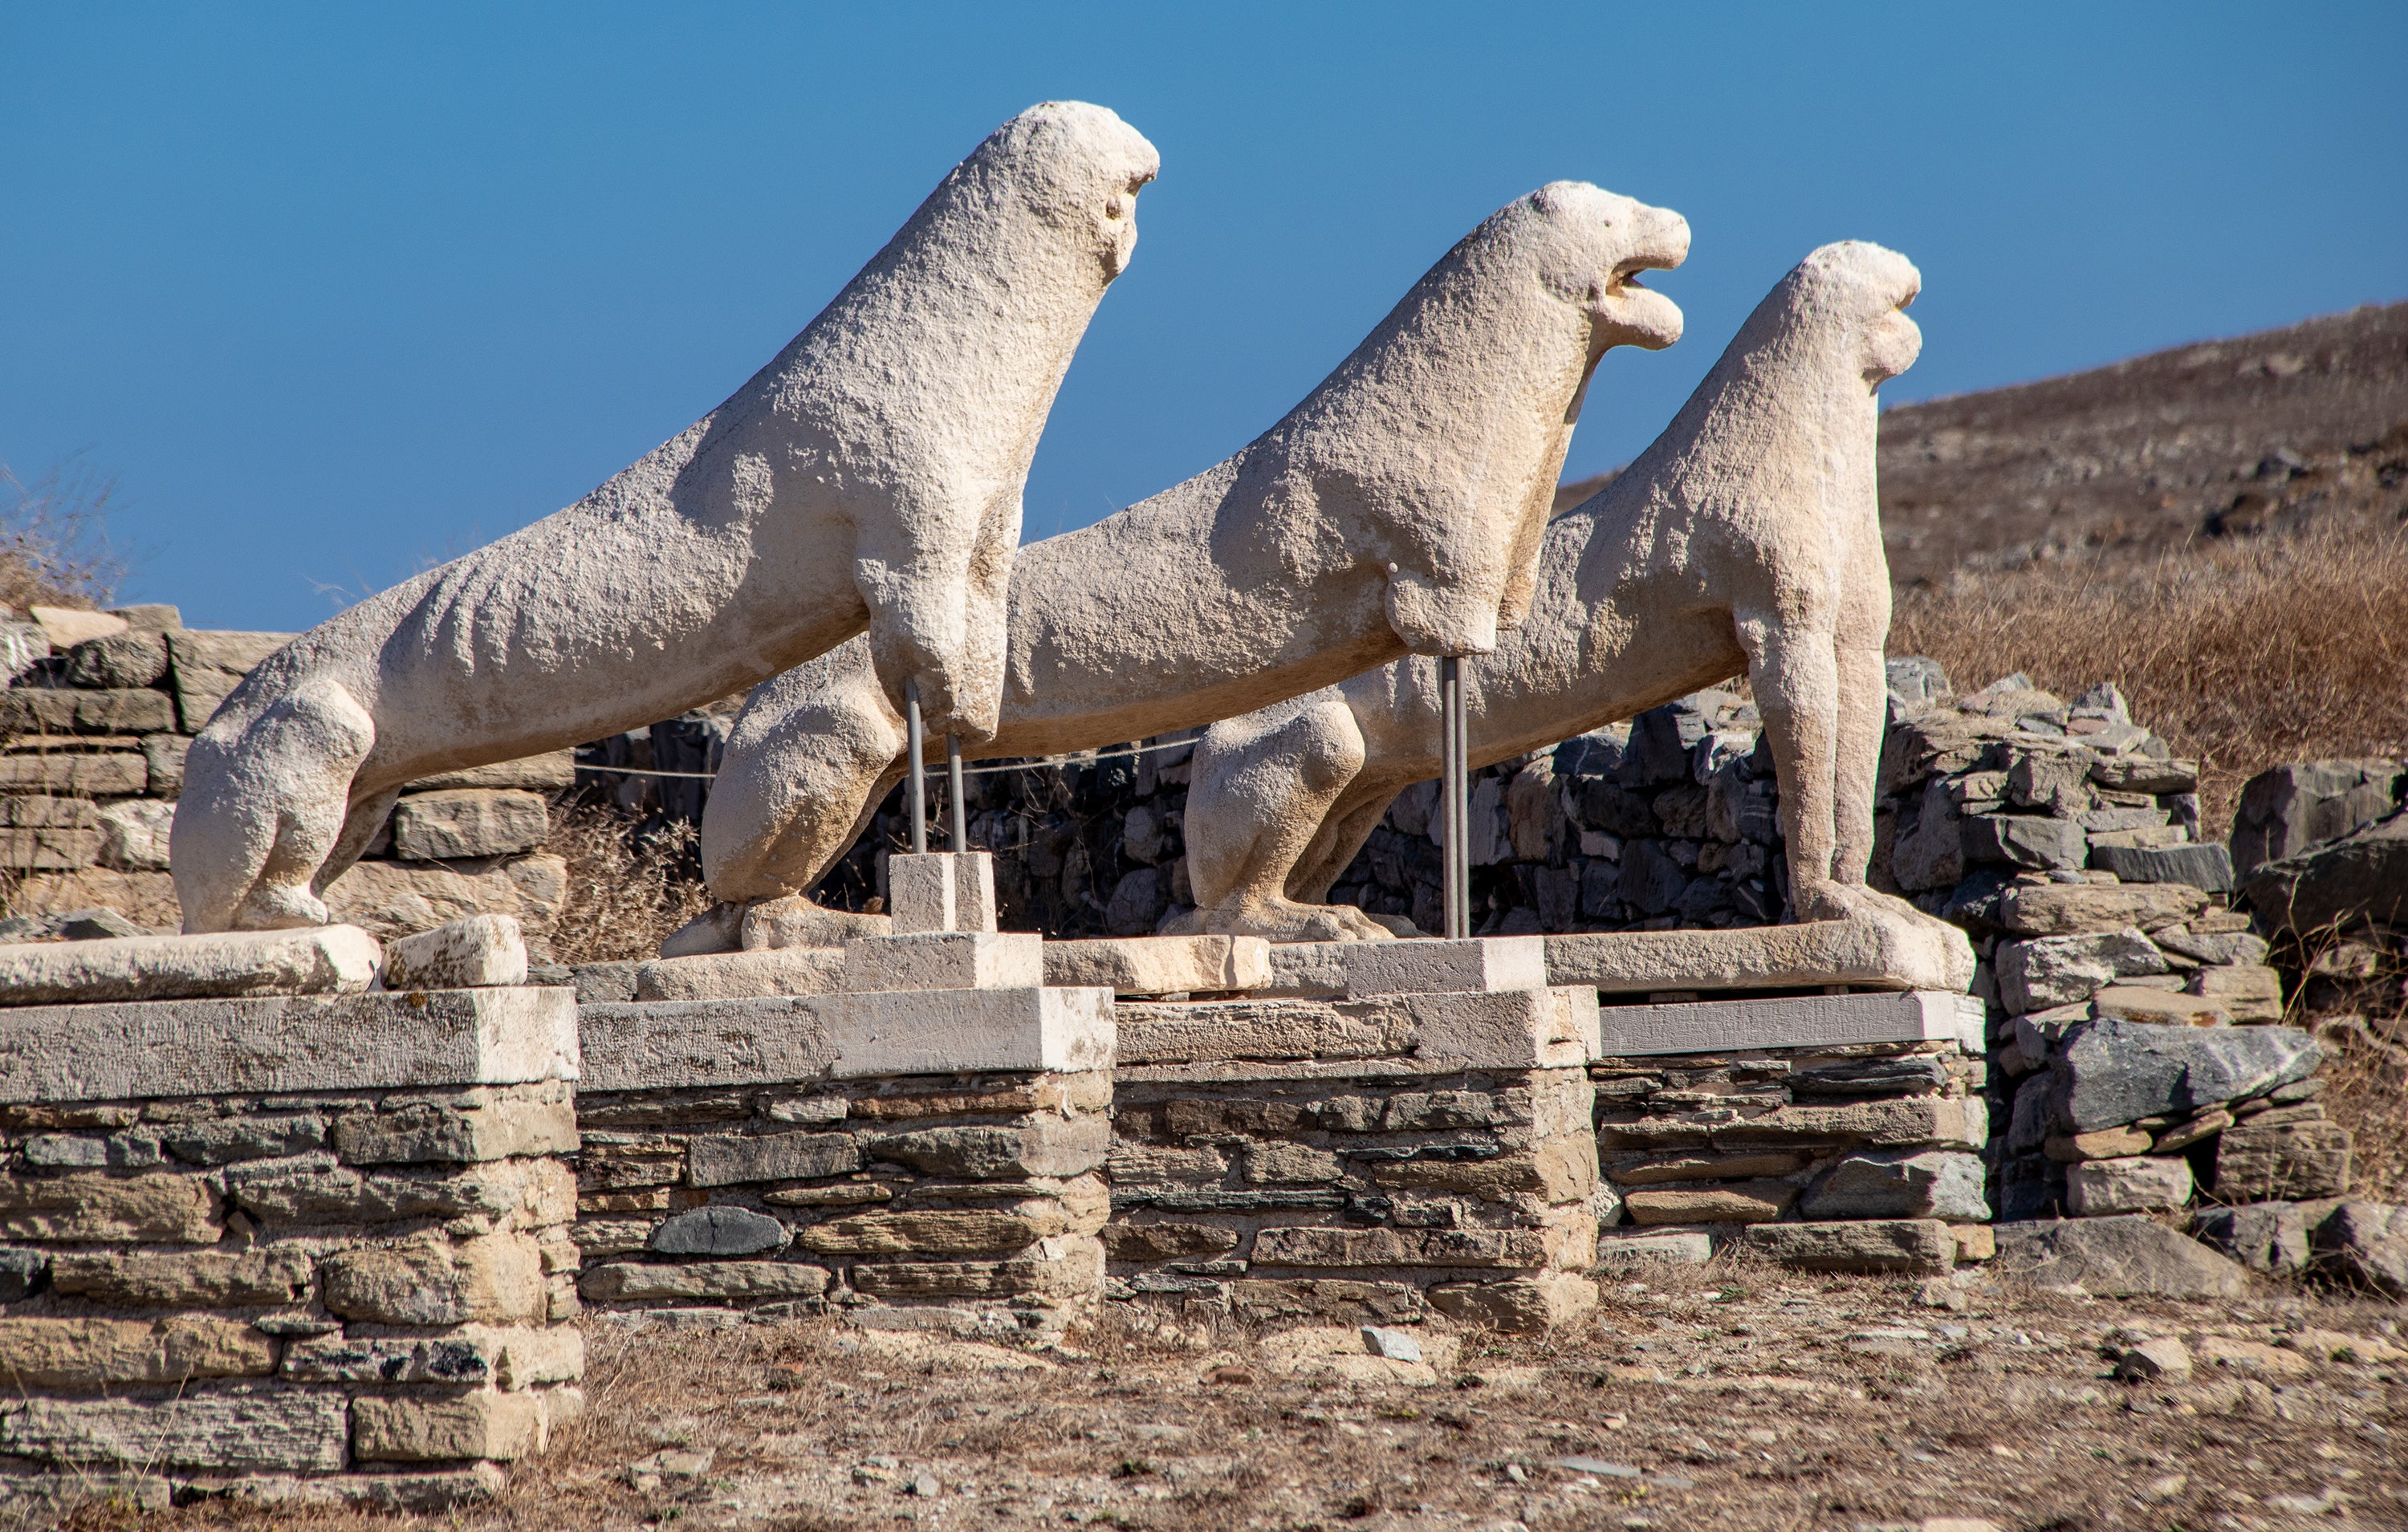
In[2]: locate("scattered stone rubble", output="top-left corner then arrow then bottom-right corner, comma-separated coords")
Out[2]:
0,603 -> 573,949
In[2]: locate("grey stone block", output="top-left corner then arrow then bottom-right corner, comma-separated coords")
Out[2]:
2050,1018 -> 2319,1132
2311,1200 -> 2408,1297
1963,813 -> 2087,871
2241,807 -> 2408,932
0,1393 -> 348,1472
1741,1219 -> 1954,1274
650,1206 -> 788,1258
1993,1215 -> 2249,1297
2093,840 -> 2236,892
1995,927 -> 2166,1013
688,1131 -> 862,1188
1800,1149 -> 1989,1220
2230,758 -> 2402,876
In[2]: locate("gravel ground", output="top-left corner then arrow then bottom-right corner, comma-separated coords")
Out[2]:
68,1260 -> 2406,1532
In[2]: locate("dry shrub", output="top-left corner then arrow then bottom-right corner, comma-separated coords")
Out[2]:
1892,522 -> 2408,828
0,457 -> 124,614
2315,1008 -> 2408,1203
541,801 -> 711,965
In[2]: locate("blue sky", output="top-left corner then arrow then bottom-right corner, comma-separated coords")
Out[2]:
3,3 -> 2402,632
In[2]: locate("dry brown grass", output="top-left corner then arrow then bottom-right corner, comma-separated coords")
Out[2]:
1892,522 -> 2408,829
539,800 -> 713,966
0,457 -> 124,615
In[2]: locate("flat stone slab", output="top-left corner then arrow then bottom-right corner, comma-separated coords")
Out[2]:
634,949 -> 847,1002
1593,991 -> 1983,1058
1994,1215 -> 2251,1298
578,986 -> 1114,1091
847,932 -> 1042,992
1546,911 -> 1975,996
0,987 -> 577,1102
1344,937 -> 1548,998
1043,936 -> 1271,996
0,926 -> 382,1006
1116,986 -> 1597,1071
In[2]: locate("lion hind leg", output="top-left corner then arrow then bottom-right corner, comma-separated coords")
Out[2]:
173,680 -> 376,933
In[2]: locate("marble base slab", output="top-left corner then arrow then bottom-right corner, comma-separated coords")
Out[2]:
1592,990 -> 1983,1059
1546,912 -> 1975,997
1041,935 -> 1271,996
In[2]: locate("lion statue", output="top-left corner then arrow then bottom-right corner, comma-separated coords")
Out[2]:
1173,242 -> 1946,950
684,182 -> 1693,951
173,102 -> 1157,933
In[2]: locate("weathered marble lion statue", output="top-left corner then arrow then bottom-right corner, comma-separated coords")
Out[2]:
173,102 -> 1158,933
1173,241 -> 1942,946
683,181 -> 1694,951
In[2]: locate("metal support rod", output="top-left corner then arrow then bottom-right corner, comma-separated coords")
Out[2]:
947,733 -> 968,852
905,680 -> 927,855
1450,656 -> 1470,935
1439,656 -> 1465,939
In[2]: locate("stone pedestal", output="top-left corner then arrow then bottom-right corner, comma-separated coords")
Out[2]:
571,986 -> 1114,1333
0,987 -> 582,1513
888,851 -> 998,934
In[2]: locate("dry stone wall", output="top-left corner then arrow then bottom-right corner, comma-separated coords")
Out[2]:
0,985 -> 584,1514
0,604 -> 573,950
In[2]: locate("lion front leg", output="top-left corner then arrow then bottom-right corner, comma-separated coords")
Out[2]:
1741,617 -> 1853,924
172,680 -> 376,933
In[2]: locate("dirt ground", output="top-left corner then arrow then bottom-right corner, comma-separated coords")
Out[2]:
63,1259 -> 2406,1532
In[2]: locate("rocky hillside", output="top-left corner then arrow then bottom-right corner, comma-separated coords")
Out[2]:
1557,298 -> 2408,581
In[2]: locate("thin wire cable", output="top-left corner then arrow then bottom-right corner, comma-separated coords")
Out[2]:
572,730 -> 1206,783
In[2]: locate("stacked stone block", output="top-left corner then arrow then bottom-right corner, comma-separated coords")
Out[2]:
0,604 -> 574,948
1100,961 -> 1602,1331
571,993 -> 1112,1334
0,985 -> 583,1512
1588,997 -> 1990,1275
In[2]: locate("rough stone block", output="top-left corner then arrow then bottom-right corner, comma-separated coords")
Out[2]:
0,795 -> 97,830
2213,1120 -> 2353,1201
1994,880 -> 2208,937
322,1235 -> 548,1325
2044,1125 -> 2154,1162
1593,1227 -> 1714,1265
2088,986 -> 2235,1026
579,1262 -> 829,1302
870,1116 -> 1109,1180
2052,1018 -> 2319,1132
0,753 -> 148,794
332,1091 -> 578,1164
0,687 -> 175,734
0,1392 -> 347,1473
1425,1271 -> 1597,1331
0,1316 -> 274,1389
0,925 -> 381,1006
63,631 -> 169,689
0,1172 -> 218,1243
1043,935 -> 1271,995
50,1247 -> 312,1307
1251,1225 -> 1554,1270
1963,813 -> 2086,871
634,948 -> 848,1001
354,1392 -> 543,1463
1740,1219 -> 1954,1274
384,916 -> 529,990
2093,840 -> 2236,892
230,1156 -> 573,1229
96,799 -> 174,871
283,1325 -> 581,1388
1625,1180 -> 1796,1225
688,1131 -> 862,1187
2191,1201 -> 2326,1275
888,851 -> 998,935
0,825 -> 100,870
650,1205 -> 788,1257
1593,990 -> 1983,1058
2311,1200 -> 2408,1297
793,1206 -> 1079,1255
1995,928 -> 2166,1013
1607,1150 -> 1808,1187
1993,1214 -> 2249,1297
390,789 -> 549,860
1226,1278 -> 1422,1323
1100,1222 -> 1241,1262
322,853 -> 568,941
1404,986 -> 1600,1068
1343,936 -> 1546,997
1545,910 -> 1974,996
409,751 -> 578,794
1801,1149 -> 1990,1220
850,1234 -> 1103,1298
0,986 -> 577,1103
165,629 -> 292,732
2066,1154 -> 2194,1214
844,931 -> 1043,992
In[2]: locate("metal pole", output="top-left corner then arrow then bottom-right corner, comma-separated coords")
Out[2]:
1440,656 -> 1462,939
905,681 -> 927,855
1452,655 -> 1472,934
947,733 -> 968,852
